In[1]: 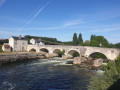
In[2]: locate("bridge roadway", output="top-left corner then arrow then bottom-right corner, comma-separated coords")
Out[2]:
27,45 -> 120,60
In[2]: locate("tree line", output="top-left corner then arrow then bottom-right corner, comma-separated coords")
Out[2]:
72,33 -> 120,48
0,39 -> 8,45
24,35 -> 63,45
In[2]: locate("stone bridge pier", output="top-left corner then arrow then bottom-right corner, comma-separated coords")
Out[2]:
27,45 -> 120,60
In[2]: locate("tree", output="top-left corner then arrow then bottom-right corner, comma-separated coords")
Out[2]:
90,35 -> 109,47
90,34 -> 95,42
94,36 -> 109,47
90,40 -> 99,47
115,43 -> 120,48
90,34 -> 93,42
73,33 -> 78,45
84,40 -> 90,46
0,39 -> 9,45
78,33 -> 83,45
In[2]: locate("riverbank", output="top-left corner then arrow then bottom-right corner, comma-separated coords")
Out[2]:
0,52 -> 46,66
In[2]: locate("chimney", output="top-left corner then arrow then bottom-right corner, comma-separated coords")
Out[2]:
19,35 -> 22,39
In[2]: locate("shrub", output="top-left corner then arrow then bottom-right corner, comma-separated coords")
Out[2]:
59,49 -> 65,57
89,54 -> 120,90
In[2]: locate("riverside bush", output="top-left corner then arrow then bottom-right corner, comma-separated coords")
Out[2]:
89,54 -> 120,90
59,50 -> 65,57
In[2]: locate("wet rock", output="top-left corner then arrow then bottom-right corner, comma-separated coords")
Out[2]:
45,54 -> 54,58
73,56 -> 88,65
93,58 -> 103,67
73,57 -> 81,65
52,53 -> 59,57
67,54 -> 73,59
81,56 -> 88,62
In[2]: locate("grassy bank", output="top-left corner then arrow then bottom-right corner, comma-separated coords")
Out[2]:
89,55 -> 120,90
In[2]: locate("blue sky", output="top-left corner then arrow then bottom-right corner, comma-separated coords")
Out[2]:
0,0 -> 120,43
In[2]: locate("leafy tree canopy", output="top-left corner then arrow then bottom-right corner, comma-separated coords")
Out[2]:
90,40 -> 99,47
84,40 -> 90,46
94,36 -> 109,47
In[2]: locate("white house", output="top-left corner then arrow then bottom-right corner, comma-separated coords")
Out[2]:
2,43 -> 11,52
30,38 -> 45,45
9,35 -> 28,52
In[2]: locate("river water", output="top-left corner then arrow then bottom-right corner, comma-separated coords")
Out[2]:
0,58 -> 94,90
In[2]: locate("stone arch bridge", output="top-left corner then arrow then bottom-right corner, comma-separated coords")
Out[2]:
27,45 -> 120,60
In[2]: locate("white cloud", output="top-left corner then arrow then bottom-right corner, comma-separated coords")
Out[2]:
0,0 -> 6,7
63,19 -> 85,27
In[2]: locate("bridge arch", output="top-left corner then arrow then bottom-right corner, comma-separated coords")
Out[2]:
53,49 -> 61,54
67,50 -> 80,58
53,49 -> 61,57
40,48 -> 49,53
88,52 -> 109,62
29,48 -> 36,52
89,52 -> 107,59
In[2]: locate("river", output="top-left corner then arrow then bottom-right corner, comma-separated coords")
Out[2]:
0,58 -> 94,90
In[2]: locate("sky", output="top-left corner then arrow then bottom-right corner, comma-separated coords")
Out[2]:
0,0 -> 120,43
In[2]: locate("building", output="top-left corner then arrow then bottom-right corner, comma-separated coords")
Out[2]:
2,43 -> 11,52
9,35 -> 28,52
30,38 -> 45,45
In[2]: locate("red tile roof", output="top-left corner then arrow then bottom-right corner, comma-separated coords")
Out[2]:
4,45 -> 10,48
